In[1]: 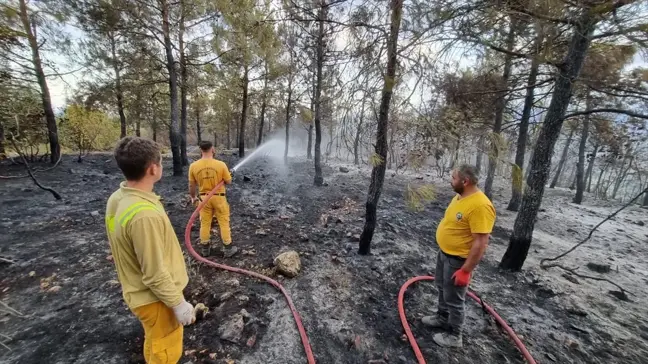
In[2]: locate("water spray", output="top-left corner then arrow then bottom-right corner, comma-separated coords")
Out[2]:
230,139 -> 285,173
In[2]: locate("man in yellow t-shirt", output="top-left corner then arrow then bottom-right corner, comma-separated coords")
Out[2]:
422,164 -> 496,348
188,141 -> 237,258
105,136 -> 193,364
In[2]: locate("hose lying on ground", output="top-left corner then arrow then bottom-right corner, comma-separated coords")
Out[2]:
183,181 -> 316,364
398,276 -> 537,364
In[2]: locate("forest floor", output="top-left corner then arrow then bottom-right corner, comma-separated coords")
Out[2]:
1,152 -> 648,364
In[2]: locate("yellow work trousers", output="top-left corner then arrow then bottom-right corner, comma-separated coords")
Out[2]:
199,195 -> 231,245
132,301 -> 183,364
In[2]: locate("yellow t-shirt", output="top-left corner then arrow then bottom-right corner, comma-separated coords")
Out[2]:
435,190 -> 496,258
105,182 -> 189,309
188,158 -> 231,194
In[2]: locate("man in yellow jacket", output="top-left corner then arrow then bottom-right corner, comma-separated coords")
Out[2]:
105,136 -> 193,364
422,164 -> 496,348
188,140 -> 237,258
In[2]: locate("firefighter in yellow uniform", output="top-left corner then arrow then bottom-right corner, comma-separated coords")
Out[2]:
188,140 -> 238,258
105,137 -> 194,364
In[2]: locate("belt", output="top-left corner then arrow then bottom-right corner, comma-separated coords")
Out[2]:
200,193 -> 225,196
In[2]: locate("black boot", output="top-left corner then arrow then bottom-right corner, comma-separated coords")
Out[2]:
222,244 -> 239,258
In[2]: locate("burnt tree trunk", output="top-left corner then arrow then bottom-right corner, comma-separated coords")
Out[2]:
549,127 -> 575,188
179,2 -> 189,166
227,119 -> 231,149
195,104 -> 202,143
239,65 -> 249,158
358,0 -> 403,255
573,91 -> 592,204
507,44 -> 540,211
161,0 -> 183,176
19,0 -> 60,164
484,19 -> 517,199
284,85 -> 292,164
500,10 -> 598,271
586,143 -> 598,192
0,120 -> 5,158
109,33 -> 127,138
258,62 -> 268,147
612,156 -> 632,199
354,98 -> 366,165
313,2 -> 326,186
475,136 -> 483,174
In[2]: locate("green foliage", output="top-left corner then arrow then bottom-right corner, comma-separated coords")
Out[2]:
405,184 -> 436,212
369,152 -> 384,167
59,105 -> 120,156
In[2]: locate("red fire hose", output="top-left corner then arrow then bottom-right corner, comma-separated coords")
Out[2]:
185,182 -> 535,364
183,181 -> 316,364
398,276 -> 537,364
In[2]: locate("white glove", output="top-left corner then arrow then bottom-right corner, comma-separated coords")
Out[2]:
172,300 -> 195,326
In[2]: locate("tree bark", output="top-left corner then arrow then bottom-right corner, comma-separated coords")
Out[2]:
195,104 -> 201,143
507,45 -> 540,211
258,96 -> 266,147
313,2 -> 326,186
573,91 -> 592,204
358,0 -> 403,255
643,184 -> 648,207
353,104 -> 364,165
612,156 -> 632,199
239,65 -> 249,158
19,0 -> 60,164
0,121 -> 5,158
594,162 -> 609,197
161,0 -> 183,176
109,33 -> 127,138
475,136 -> 483,174
227,119 -> 231,149
500,11 -> 598,271
284,85 -> 292,164
484,19 -> 517,199
585,143 -> 598,193
179,2 -> 189,166
549,127 -> 575,188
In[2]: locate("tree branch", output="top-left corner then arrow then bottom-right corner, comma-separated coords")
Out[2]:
563,108 -> 648,120
8,135 -> 62,200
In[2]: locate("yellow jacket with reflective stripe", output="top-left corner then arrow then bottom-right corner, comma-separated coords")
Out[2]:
105,182 -> 188,309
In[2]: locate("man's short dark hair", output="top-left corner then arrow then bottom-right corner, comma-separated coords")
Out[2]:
114,136 -> 161,181
457,164 -> 479,185
199,141 -> 213,152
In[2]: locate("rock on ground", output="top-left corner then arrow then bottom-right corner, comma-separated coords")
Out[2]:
274,251 -> 301,278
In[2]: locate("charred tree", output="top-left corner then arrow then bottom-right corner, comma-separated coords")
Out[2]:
507,40 -> 540,211
313,2 -> 326,185
358,0 -> 403,255
500,9 -> 599,271
18,0 -> 60,164
549,127 -> 575,188
573,92 -> 592,204
239,65 -> 249,158
484,19 -> 517,199
161,0 -> 183,176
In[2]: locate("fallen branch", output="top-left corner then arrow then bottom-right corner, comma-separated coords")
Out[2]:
0,301 -> 24,318
0,340 -> 11,352
541,186 -> 648,266
0,256 -> 16,265
541,263 -> 631,299
0,151 -> 62,179
8,136 -> 62,200
539,187 -> 648,298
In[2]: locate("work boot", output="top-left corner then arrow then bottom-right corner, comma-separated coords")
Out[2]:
222,244 -> 239,258
199,244 -> 211,257
433,332 -> 463,348
421,315 -> 448,329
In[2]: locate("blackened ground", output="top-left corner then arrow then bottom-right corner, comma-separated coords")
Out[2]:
1,153 -> 647,364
